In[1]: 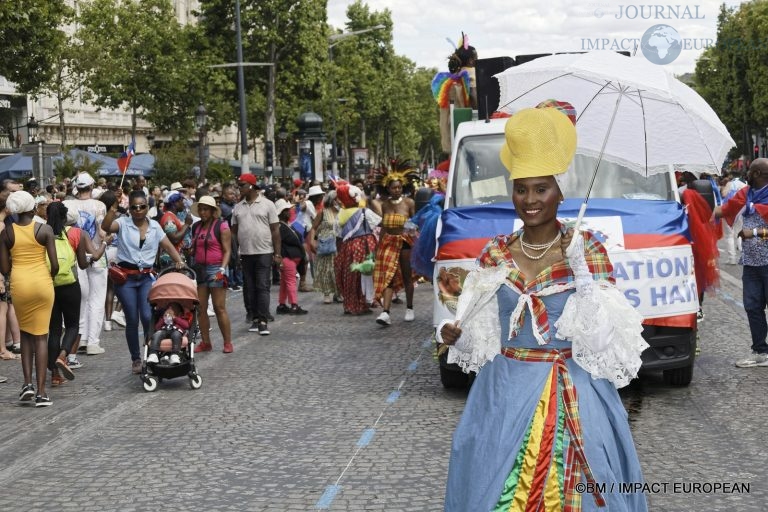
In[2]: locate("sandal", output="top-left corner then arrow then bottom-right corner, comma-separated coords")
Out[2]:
0,352 -> 19,361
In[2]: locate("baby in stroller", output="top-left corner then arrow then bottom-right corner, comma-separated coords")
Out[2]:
147,302 -> 190,365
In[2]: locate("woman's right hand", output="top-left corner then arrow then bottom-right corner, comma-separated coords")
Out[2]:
440,321 -> 462,346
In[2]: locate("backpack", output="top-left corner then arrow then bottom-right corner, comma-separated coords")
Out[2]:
47,228 -> 78,287
191,219 -> 223,246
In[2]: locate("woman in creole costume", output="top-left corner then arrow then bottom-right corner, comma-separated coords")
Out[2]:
441,105 -> 648,511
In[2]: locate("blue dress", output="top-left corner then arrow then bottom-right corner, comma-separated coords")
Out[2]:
445,283 -> 648,511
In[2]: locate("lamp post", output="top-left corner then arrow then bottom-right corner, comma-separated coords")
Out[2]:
195,102 -> 208,184
146,132 -> 155,153
27,116 -> 43,183
328,24 -> 385,178
277,123 -> 289,181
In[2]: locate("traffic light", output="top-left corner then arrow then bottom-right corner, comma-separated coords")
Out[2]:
265,141 -> 274,168
755,144 -> 760,160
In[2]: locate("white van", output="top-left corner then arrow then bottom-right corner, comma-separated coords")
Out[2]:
433,117 -> 699,387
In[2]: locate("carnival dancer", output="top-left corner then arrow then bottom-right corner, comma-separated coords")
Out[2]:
440,106 -> 648,511
370,161 -> 418,326
334,182 -> 380,316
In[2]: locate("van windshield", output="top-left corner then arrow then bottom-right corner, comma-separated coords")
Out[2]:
451,134 -> 675,207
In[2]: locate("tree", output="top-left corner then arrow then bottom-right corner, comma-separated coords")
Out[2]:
198,0 -> 328,156
76,0 -> 229,141
0,0 -> 71,93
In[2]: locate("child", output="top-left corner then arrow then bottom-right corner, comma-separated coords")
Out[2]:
147,302 -> 189,365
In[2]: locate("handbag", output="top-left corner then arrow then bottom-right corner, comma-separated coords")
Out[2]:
108,263 -> 128,286
316,234 -> 337,256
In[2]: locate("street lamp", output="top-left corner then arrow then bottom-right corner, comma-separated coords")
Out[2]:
277,123 -> 289,180
195,102 -> 208,183
146,132 -> 155,152
27,116 -> 43,183
328,24 -> 385,178
27,116 -> 38,142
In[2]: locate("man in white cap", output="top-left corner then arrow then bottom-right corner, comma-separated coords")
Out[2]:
64,172 -> 109,355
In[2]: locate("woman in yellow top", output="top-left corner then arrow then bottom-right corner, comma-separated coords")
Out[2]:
0,191 -> 58,407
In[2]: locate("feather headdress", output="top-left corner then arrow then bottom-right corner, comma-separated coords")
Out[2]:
375,158 -> 420,190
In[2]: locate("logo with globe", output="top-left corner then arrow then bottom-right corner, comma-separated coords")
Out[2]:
641,24 -> 682,64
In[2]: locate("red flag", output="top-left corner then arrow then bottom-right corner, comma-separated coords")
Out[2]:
117,139 -> 135,174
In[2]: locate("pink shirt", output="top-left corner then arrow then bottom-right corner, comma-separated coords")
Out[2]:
191,220 -> 230,265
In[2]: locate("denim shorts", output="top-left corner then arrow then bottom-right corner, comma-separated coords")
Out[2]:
198,264 -> 227,288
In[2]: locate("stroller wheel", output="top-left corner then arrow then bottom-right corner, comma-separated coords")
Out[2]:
189,374 -> 203,390
143,376 -> 159,392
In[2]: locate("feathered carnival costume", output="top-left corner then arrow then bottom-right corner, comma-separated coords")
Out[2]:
432,32 -> 477,153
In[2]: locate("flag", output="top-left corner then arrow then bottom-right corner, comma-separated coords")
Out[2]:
117,139 -> 135,174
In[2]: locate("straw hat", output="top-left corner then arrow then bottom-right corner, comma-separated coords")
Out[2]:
274,198 -> 293,214
499,107 -> 577,181
191,195 -> 220,217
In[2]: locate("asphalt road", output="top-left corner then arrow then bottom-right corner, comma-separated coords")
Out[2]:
0,248 -> 765,511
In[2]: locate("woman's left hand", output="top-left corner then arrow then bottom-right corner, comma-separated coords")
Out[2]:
560,228 -> 575,257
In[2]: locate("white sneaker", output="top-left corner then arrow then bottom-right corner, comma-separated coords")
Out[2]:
111,311 -> 126,327
404,309 -> 415,322
207,305 -> 215,317
86,344 -> 105,355
103,320 -> 112,332
169,354 -> 181,365
146,353 -> 159,364
376,312 -> 391,326
735,352 -> 768,368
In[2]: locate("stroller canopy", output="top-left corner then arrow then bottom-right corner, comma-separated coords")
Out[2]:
148,272 -> 199,309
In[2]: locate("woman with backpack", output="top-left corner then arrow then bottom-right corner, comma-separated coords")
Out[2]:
189,196 -> 233,354
46,202 -> 110,387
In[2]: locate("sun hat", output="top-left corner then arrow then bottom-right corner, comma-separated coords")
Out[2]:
73,172 -> 95,188
7,191 -> 36,214
238,174 -> 259,187
307,185 -> 325,198
170,182 -> 184,191
499,107 -> 577,181
274,198 -> 293,214
191,195 -> 221,217
66,206 -> 79,226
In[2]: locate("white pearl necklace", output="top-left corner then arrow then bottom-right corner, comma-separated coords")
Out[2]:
519,231 -> 562,260
389,197 -> 403,204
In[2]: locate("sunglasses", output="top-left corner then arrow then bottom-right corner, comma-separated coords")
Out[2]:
130,204 -> 148,211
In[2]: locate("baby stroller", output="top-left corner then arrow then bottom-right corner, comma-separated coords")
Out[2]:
141,267 -> 202,392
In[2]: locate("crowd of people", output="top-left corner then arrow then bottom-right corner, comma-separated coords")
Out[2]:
0,166 -> 434,407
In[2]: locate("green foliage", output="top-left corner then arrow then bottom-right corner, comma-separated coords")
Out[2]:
0,0 -> 72,93
206,161 -> 235,183
151,143 -> 197,185
53,153 -> 102,182
75,0 -> 231,139
695,2 -> 768,157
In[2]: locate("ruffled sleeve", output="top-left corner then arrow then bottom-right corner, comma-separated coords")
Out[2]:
555,233 -> 649,388
444,264 -> 508,374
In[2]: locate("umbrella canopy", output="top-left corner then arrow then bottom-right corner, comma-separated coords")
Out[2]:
495,51 -> 735,176
0,153 -> 35,174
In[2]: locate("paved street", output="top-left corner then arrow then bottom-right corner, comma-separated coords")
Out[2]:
0,245 -> 767,511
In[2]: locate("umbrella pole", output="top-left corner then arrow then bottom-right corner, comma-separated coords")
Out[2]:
569,88 -> 626,254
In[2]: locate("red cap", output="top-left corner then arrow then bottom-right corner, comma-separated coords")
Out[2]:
293,178 -> 303,187
238,174 -> 258,187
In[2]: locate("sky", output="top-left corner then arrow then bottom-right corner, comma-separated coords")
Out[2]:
327,0 -> 745,75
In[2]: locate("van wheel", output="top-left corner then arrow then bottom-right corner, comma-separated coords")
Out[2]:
440,365 -> 470,389
663,364 -> 693,386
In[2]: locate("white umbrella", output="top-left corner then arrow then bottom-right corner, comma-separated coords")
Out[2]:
494,51 -> 735,227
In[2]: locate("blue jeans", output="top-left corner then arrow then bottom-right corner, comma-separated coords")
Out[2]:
241,254 -> 272,323
742,265 -> 768,354
115,274 -> 154,362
